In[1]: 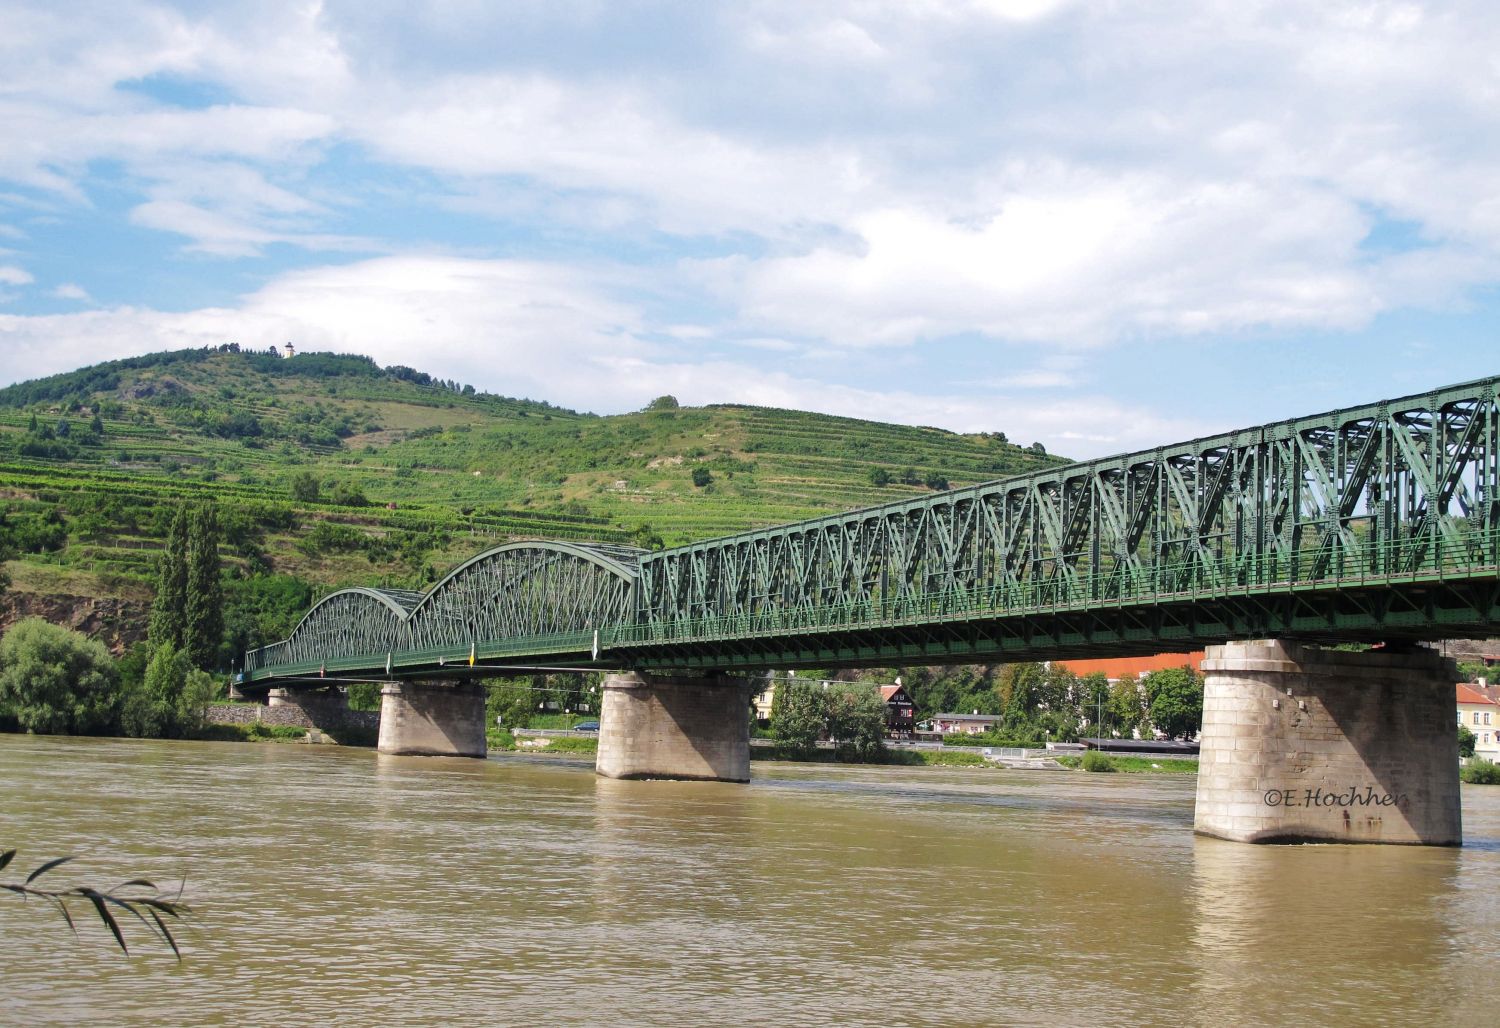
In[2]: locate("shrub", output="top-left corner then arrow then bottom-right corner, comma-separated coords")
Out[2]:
1081,750 -> 1116,773
1462,759 -> 1500,785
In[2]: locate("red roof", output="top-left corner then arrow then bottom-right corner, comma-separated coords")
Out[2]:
1056,652 -> 1205,679
879,685 -> 907,702
1457,684 -> 1499,706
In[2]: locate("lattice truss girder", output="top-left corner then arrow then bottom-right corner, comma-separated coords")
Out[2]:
247,377 -> 1500,675
635,377 -> 1500,631
274,543 -> 638,665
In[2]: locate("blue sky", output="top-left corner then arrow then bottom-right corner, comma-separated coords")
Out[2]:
1,0 -> 1497,458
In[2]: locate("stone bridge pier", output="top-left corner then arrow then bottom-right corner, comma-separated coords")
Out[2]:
377,680 -> 487,758
1194,640 -> 1461,845
596,671 -> 750,782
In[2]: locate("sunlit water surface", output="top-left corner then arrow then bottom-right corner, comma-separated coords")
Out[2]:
4,736 -> 1498,1026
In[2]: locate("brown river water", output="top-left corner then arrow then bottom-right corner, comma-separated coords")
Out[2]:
4,735 -> 1499,1027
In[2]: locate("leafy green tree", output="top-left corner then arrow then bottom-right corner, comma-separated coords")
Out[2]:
1078,672 -> 1112,736
122,643 -> 219,738
1456,660 -> 1488,684
184,504 -> 224,669
771,678 -> 827,754
149,507 -> 190,650
222,574 -> 314,664
122,644 -> 186,738
486,678 -> 539,728
1109,675 -> 1147,737
1459,724 -> 1477,759
691,467 -> 713,488
646,395 -> 680,410
347,681 -> 382,711
290,471 -> 321,503
868,467 -> 890,487
0,619 -> 120,735
330,480 -> 369,507
768,674 -> 791,728
0,512 -> 15,596
825,682 -> 887,760
1144,666 -> 1204,740
629,523 -> 664,550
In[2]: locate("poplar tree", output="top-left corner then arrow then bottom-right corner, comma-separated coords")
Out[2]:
148,507 -> 190,650
184,503 -> 224,670
148,503 -> 224,669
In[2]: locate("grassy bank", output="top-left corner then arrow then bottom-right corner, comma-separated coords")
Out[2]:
1055,754 -> 1198,774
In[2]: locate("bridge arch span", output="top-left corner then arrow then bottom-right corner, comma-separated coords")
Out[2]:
285,587 -> 421,665
405,541 -> 642,652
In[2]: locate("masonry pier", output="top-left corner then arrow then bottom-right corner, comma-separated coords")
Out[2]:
1194,640 -> 1461,845
596,671 -> 750,782
377,680 -> 487,758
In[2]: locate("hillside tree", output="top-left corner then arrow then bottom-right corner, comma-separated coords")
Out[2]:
148,507 -> 190,650
184,504 -> 224,669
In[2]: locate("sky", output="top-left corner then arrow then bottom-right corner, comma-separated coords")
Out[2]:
0,1 -> 1497,459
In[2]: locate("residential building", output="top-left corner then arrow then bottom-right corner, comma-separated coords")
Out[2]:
1458,683 -> 1500,762
928,712 -> 1000,735
880,684 -> 915,738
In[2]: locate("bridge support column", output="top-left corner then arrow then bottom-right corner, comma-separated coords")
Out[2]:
597,672 -> 750,782
1194,640 -> 1460,845
377,681 -> 486,758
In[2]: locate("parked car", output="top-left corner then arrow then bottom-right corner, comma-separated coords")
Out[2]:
572,720 -> 600,732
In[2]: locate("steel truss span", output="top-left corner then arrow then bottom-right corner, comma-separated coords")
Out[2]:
242,542 -> 641,677
243,375 -> 1500,683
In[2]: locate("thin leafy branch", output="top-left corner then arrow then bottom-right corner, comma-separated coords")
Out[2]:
1,848 -> 190,959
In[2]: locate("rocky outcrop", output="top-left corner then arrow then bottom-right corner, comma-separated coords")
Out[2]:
0,591 -> 149,655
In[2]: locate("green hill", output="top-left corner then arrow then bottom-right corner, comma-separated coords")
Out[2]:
0,345 -> 1067,657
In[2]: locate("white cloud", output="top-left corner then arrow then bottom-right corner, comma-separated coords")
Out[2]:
1,0 -> 1499,436
0,265 -> 34,286
0,254 -> 1210,457
51,283 -> 90,301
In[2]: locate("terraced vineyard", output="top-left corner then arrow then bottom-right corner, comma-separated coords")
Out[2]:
0,346 -> 1067,654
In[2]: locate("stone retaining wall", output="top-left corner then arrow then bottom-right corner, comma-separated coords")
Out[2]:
206,703 -> 379,732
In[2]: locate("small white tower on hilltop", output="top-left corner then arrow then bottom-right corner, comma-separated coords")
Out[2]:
284,342 -> 295,359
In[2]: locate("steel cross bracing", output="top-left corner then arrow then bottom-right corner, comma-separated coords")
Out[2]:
242,541 -> 641,679
241,375 -> 1500,684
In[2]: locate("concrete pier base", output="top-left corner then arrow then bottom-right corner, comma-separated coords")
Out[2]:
596,672 -> 750,782
377,681 -> 486,758
1194,640 -> 1460,845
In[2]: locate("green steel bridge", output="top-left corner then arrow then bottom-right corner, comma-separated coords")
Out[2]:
240,374 -> 1500,688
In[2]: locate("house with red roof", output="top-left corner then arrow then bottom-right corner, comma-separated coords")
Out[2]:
1458,683 -> 1500,762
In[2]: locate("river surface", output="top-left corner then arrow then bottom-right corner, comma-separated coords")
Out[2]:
4,736 -> 1499,1027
